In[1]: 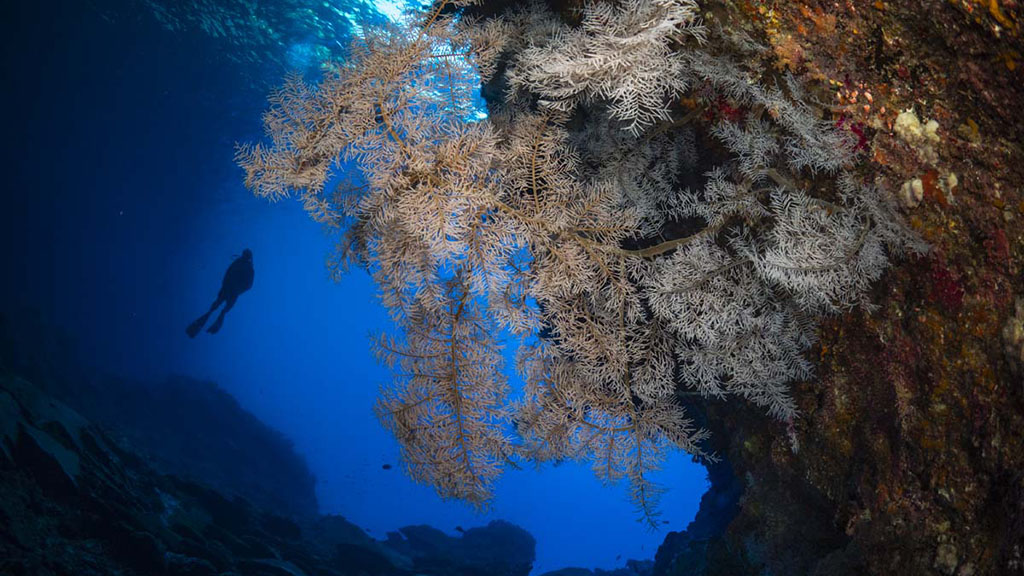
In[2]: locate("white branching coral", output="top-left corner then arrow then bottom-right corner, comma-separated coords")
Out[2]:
507,0 -> 705,134
645,235 -> 810,421
238,0 -> 925,527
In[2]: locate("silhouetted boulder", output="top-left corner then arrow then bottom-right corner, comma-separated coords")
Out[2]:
540,559 -> 653,576
0,309 -> 318,519
0,373 -> 539,576
383,521 -> 536,576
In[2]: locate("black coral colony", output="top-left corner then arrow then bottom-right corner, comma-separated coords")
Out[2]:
237,0 -> 926,526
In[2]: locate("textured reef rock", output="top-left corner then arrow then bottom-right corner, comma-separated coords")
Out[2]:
0,372 -> 537,576
381,522 -> 535,576
649,1 -> 1024,575
0,309 -> 317,518
77,374 -> 319,519
652,457 -> 743,576
539,559 -> 655,576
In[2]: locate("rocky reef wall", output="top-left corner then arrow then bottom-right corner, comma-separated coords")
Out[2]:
0,372 -> 537,576
0,309 -> 318,519
653,1 -> 1024,575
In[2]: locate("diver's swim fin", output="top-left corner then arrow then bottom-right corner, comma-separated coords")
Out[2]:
206,314 -> 225,334
186,313 -> 210,338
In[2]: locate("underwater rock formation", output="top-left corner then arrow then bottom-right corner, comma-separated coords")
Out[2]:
649,1 -> 1024,575
382,522 -> 536,576
652,455 -> 743,576
540,559 -> 654,576
84,374 -> 319,519
0,309 -> 318,519
0,373 -> 537,576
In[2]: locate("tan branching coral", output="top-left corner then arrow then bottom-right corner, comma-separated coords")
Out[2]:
237,0 -> 923,527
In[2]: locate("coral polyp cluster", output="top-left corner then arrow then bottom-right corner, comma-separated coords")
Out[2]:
239,0 -> 927,526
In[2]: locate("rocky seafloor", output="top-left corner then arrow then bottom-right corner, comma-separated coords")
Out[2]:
0,314 -> 646,576
0,334 -> 540,576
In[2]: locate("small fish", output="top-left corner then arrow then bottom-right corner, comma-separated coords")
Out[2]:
661,520 -> 670,525
615,555 -> 621,561
455,526 -> 465,533
382,464 -> 393,470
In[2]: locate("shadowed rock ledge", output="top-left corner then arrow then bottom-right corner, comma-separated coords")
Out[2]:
0,372 -> 537,576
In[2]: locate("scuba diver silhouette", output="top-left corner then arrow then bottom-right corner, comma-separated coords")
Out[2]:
186,249 -> 254,337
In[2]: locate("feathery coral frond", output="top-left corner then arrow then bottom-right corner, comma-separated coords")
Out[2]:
374,275 -> 513,507
239,0 -> 923,523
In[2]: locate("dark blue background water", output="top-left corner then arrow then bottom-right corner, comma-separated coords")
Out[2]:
0,1 -> 707,571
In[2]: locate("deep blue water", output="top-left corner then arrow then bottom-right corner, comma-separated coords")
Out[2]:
0,0 -> 708,572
